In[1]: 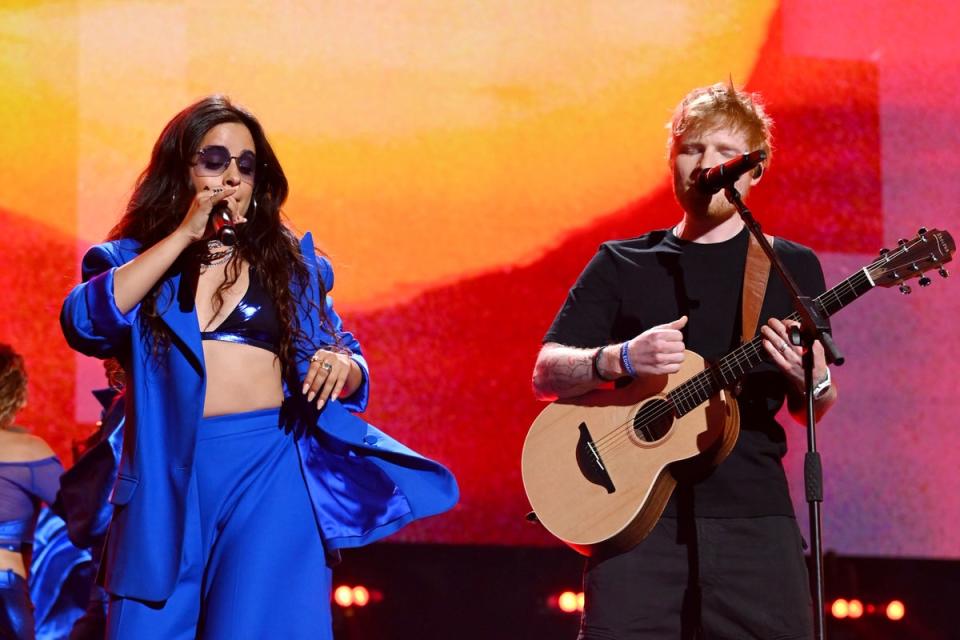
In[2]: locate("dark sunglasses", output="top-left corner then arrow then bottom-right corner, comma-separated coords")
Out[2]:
192,145 -> 257,183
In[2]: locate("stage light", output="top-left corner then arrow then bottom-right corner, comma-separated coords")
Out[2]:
558,591 -> 579,613
334,585 -> 354,607
333,584 -> 378,608
847,599 -> 863,619
352,586 -> 370,607
549,589 -> 585,614
831,599 -> 849,618
831,597 -> 906,622
886,600 -> 905,621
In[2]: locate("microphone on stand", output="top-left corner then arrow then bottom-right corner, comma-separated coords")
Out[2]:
696,149 -> 766,195
211,202 -> 237,246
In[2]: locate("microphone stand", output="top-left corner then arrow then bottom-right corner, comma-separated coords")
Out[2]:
724,185 -> 843,640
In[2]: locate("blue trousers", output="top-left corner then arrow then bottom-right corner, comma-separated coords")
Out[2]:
107,408 -> 333,640
0,569 -> 33,640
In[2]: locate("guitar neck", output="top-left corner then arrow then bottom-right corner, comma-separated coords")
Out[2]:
668,267 -> 876,416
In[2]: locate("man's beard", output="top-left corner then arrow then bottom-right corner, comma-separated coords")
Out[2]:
681,189 -> 736,221
704,194 -> 737,219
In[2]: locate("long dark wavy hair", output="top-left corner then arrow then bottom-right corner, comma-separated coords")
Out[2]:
108,95 -> 329,373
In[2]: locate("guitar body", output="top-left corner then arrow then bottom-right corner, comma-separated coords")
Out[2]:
521,350 -> 739,557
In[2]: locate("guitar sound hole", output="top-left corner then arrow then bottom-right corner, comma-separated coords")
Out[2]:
633,398 -> 674,443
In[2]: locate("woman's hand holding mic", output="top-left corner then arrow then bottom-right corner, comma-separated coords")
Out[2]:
176,185 -> 241,244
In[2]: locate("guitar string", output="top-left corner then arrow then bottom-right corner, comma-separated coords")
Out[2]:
589,275 -> 858,456
587,238 -> 938,458
590,262 -> 900,460
590,290 -> 849,458
590,334 -> 766,457
587,267 -> 876,458
590,271 -> 868,457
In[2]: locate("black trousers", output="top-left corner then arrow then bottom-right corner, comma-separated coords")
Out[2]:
579,515 -> 813,640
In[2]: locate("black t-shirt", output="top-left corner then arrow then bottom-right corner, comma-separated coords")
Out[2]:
543,226 -> 827,518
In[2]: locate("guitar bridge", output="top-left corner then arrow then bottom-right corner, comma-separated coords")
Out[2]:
577,422 -> 615,494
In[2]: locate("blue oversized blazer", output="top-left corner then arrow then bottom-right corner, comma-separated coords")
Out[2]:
61,233 -> 458,602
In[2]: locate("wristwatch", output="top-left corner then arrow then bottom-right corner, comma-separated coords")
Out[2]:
812,367 -> 832,400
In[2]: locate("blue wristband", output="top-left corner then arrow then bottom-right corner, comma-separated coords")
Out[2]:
619,341 -> 637,377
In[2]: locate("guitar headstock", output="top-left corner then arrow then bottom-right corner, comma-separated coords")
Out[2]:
869,228 -> 955,293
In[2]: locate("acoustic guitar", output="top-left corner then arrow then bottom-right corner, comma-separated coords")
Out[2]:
522,228 -> 954,557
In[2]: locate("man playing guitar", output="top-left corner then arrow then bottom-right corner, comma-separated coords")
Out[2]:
533,82 -> 838,639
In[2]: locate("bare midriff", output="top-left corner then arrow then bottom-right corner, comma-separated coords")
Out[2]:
0,548 -> 26,578
201,341 -> 285,417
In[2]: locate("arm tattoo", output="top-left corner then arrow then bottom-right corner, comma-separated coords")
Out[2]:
533,345 -> 599,400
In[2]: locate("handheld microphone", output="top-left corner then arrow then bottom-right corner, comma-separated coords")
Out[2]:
696,149 -> 766,195
211,202 -> 237,246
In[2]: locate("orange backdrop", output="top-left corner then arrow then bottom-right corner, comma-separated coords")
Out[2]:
1,1 -> 958,558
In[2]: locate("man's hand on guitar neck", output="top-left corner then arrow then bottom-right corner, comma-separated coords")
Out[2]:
760,317 -> 839,422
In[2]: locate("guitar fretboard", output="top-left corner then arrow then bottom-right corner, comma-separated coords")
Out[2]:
667,267 -> 875,416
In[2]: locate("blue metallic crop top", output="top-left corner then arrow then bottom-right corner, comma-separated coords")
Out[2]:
200,266 -> 280,354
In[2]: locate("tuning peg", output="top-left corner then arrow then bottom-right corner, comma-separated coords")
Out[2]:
940,267 -> 950,278
899,284 -> 912,294
918,226 -> 928,235
898,238 -> 908,246
919,276 -> 932,287
879,247 -> 890,257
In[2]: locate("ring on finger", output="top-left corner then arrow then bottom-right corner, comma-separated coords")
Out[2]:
321,362 -> 333,371
778,340 -> 789,353
310,355 -> 319,363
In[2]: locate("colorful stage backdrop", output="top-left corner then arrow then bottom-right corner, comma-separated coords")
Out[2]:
1,1 -> 957,558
